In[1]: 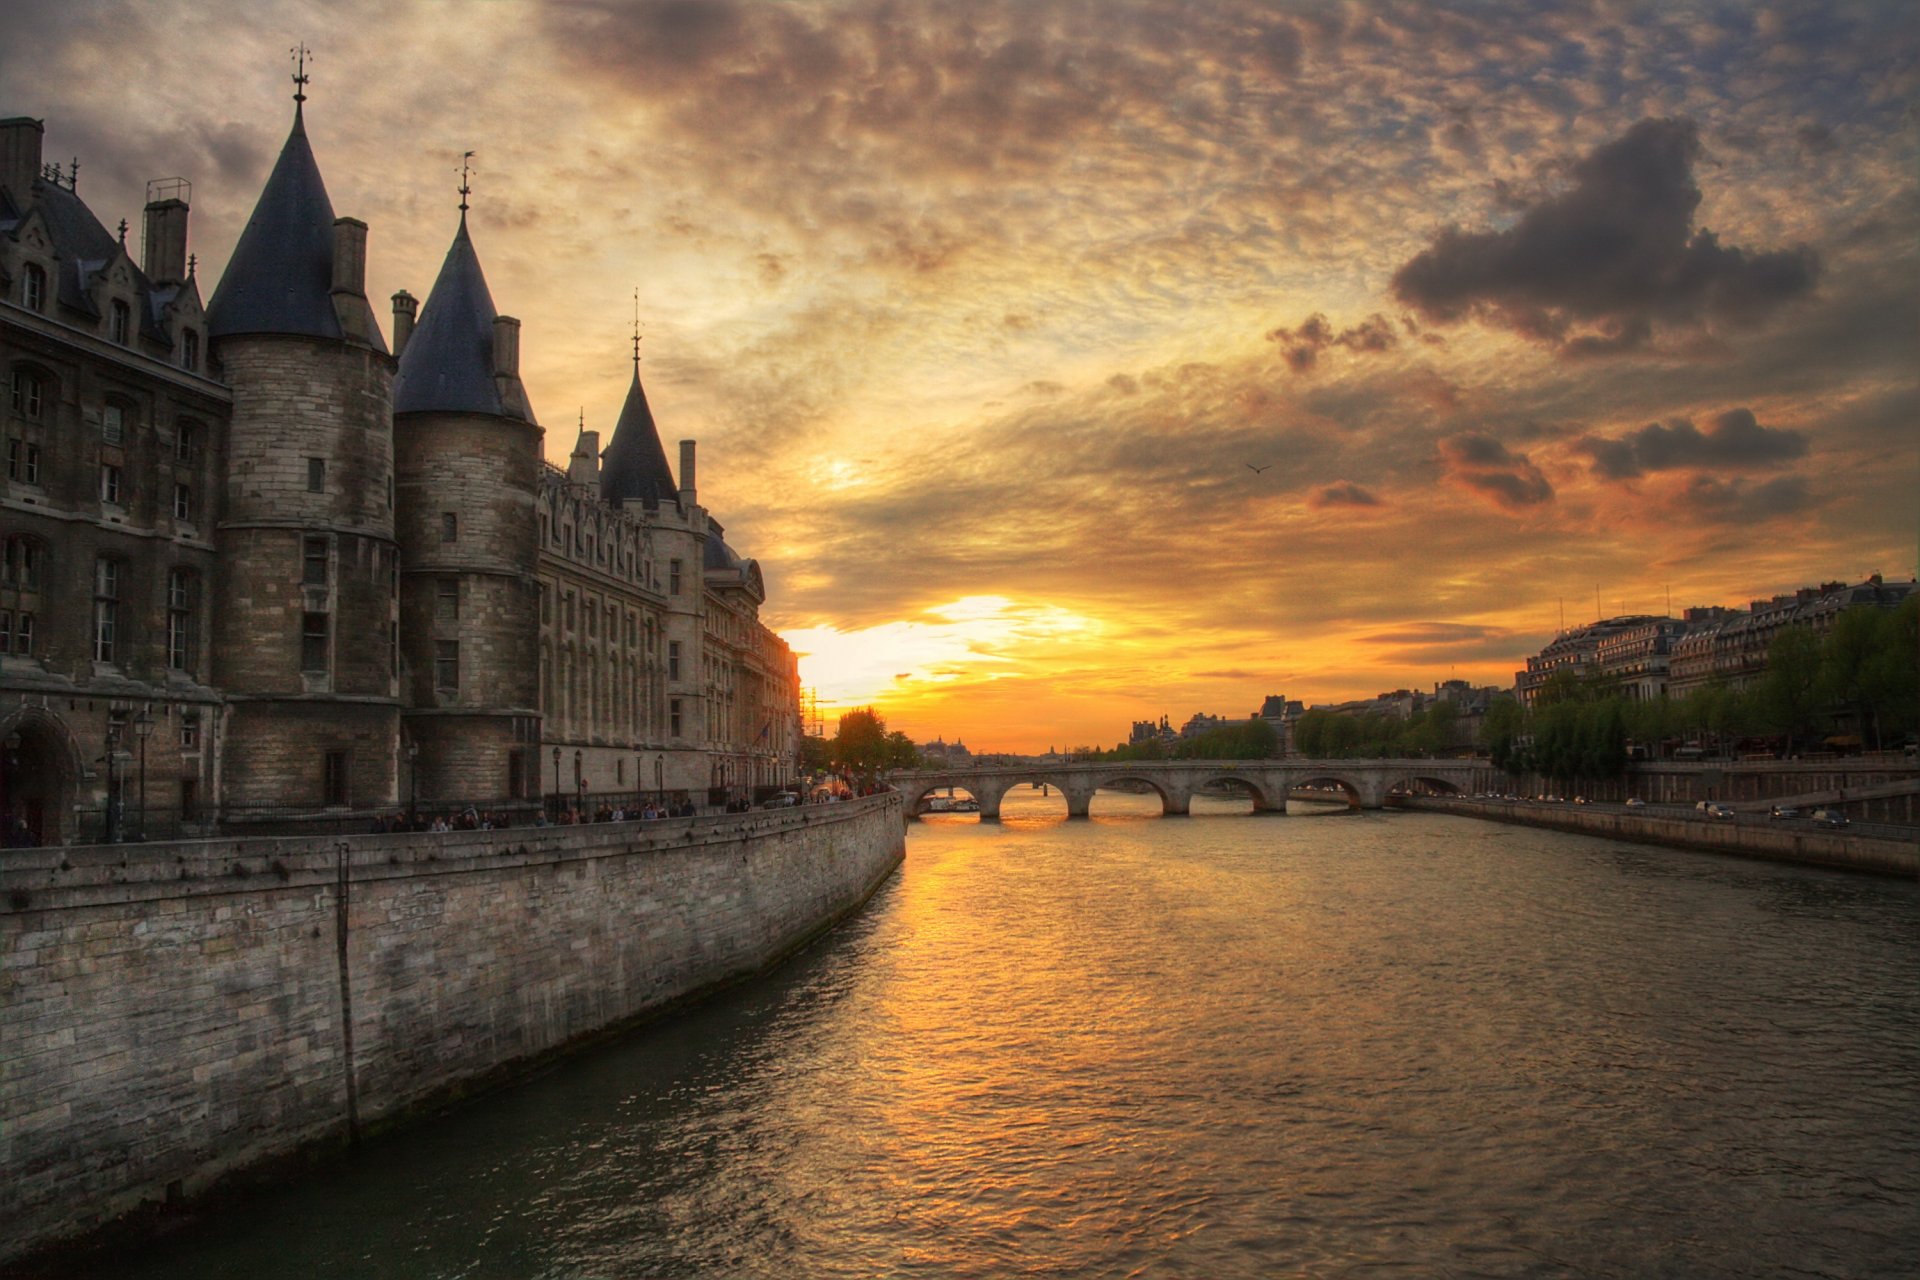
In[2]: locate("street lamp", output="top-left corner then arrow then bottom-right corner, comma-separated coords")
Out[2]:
102,721 -> 122,844
132,710 -> 154,841
407,739 -> 420,829
552,746 -> 561,818
574,748 -> 584,812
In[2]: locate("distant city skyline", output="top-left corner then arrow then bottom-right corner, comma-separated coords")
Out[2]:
12,0 -> 1913,752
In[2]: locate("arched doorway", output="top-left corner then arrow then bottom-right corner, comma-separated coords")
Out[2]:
2,715 -> 73,847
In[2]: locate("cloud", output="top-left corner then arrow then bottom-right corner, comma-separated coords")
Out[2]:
1575,407 -> 1809,480
1438,433 -> 1554,509
1392,117 -> 1819,356
1681,474 -> 1814,521
1308,481 -> 1382,508
1264,312 -> 1399,373
1358,623 -> 1499,646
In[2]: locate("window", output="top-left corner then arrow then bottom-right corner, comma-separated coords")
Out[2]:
3,536 -> 40,588
302,536 -> 328,586
93,557 -> 120,662
0,609 -> 9,653
307,457 -> 325,493
173,482 -> 192,522
180,329 -> 199,372
435,640 -> 458,691
670,559 -> 682,594
508,750 -> 526,800
175,421 -> 197,462
20,264 -> 46,312
102,403 -> 125,443
670,698 -> 683,737
669,641 -> 681,681
301,612 -> 329,672
167,569 -> 195,669
441,512 -> 457,542
99,463 -> 122,505
9,368 -> 45,421
322,750 -> 349,807
110,299 -> 131,345
11,612 -> 32,656
436,578 -> 458,621
389,621 -> 398,679
6,438 -> 38,484
181,713 -> 199,751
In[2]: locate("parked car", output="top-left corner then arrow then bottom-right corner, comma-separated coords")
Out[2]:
760,792 -> 800,808
1624,797 -> 1647,808
1809,808 -> 1849,828
1705,802 -> 1735,820
1769,805 -> 1801,820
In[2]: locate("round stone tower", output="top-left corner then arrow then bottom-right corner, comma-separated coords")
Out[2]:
390,211 -> 542,806
205,95 -> 399,815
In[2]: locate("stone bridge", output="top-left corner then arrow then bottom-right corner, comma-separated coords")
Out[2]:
895,759 -> 1488,819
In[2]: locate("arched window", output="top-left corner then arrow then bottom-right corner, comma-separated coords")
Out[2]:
3,535 -> 44,589
109,299 -> 131,345
20,263 -> 47,312
180,328 -> 200,372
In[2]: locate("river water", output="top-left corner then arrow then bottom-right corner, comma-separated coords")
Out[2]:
110,790 -> 1918,1279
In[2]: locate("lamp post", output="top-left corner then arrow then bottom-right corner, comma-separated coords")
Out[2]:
551,746 -> 561,819
102,722 -> 122,844
132,709 -> 154,841
574,748 -> 584,813
407,739 -> 419,830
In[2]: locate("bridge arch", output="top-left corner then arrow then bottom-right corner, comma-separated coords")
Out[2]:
1187,771 -> 1277,814
1294,774 -> 1366,811
1089,773 -> 1182,818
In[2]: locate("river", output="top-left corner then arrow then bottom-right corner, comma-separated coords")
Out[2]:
105,788 -> 1918,1278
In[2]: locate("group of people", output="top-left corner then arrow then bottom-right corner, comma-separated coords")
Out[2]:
369,808 -> 517,834
543,798 -> 699,825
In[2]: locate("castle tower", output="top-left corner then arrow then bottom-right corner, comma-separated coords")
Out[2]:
205,89 -> 399,814
391,207 -> 542,805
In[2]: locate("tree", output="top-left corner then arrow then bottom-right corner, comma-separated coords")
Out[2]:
799,733 -> 832,776
1821,603 -> 1910,750
1480,696 -> 1525,773
882,731 -> 922,771
1759,626 -> 1824,746
831,707 -> 890,780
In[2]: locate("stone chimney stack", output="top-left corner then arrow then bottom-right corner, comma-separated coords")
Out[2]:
330,217 -> 367,296
0,117 -> 44,203
391,290 -> 418,358
678,440 -> 697,504
141,181 -> 191,284
569,430 -> 601,494
492,315 -> 521,377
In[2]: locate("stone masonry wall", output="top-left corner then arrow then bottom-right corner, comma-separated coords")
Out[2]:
0,794 -> 905,1265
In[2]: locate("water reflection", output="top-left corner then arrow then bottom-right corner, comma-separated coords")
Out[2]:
102,802 -> 1918,1280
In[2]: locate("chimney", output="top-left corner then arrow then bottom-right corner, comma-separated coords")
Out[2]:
492,315 -> 521,377
678,440 -> 697,504
330,217 -> 367,296
142,179 -> 191,284
0,117 -> 44,204
391,290 -> 418,358
569,430 -> 601,493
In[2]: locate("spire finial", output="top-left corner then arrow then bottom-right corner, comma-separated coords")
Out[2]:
117,219 -> 128,246
632,289 -> 642,368
188,253 -> 197,279
68,157 -> 79,190
290,44 -> 311,106
458,151 -> 474,214
578,406 -> 585,433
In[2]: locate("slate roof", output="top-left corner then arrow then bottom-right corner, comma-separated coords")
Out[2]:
599,364 -> 680,506
207,104 -> 344,341
393,214 -> 527,419
6,174 -> 171,343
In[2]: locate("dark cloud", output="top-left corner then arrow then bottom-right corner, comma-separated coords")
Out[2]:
1358,622 -> 1500,646
1264,312 -> 1399,373
1682,474 -> 1814,521
1308,481 -> 1382,508
1438,433 -> 1554,509
1392,118 -> 1819,356
1575,407 -> 1809,480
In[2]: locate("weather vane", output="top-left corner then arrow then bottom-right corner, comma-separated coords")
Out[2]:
290,44 -> 311,105
458,150 -> 475,213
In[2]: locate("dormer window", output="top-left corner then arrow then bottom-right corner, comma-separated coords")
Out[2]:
181,329 -> 200,372
20,264 -> 46,312
110,299 -> 131,345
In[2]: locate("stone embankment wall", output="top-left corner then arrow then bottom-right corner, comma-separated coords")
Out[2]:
0,796 -> 904,1265
1405,797 -> 1916,879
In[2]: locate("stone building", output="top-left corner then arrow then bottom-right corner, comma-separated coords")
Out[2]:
0,96 -> 799,845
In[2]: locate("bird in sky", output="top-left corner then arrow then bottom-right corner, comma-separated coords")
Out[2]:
1246,463 -> 1272,474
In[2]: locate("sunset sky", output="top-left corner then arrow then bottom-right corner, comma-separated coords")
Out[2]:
10,0 -> 1915,752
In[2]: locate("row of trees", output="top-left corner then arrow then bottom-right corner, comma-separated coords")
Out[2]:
1089,718 -> 1279,762
800,708 -> 921,783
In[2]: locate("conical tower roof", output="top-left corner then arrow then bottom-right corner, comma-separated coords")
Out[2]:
207,104 -> 341,340
600,363 -> 678,506
394,214 -> 527,419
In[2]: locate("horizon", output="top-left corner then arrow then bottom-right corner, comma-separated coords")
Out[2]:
10,0 -> 1914,754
